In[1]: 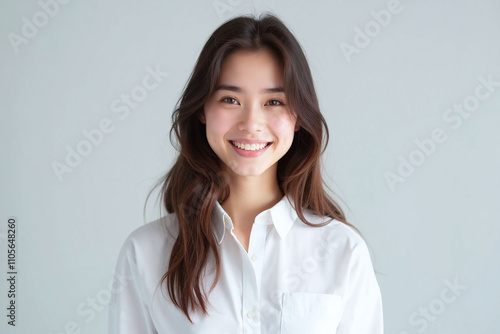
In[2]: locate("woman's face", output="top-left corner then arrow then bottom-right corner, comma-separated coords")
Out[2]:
202,48 -> 298,178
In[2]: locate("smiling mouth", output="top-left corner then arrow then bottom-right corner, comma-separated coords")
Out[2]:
230,141 -> 272,151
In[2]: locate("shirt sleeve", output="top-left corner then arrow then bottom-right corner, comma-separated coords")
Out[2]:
107,237 -> 158,334
336,237 -> 384,334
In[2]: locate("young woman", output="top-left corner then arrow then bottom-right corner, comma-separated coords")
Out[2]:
108,13 -> 383,334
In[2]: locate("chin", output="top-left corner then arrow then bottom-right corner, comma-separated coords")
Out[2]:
230,166 -> 267,177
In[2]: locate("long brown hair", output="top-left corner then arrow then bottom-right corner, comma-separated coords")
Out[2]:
146,13 -> 357,323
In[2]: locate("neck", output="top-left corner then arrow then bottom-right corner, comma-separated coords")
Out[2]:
221,166 -> 283,229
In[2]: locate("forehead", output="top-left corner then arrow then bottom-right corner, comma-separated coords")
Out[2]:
218,48 -> 284,86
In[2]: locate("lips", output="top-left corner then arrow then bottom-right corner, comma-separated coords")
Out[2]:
230,140 -> 271,151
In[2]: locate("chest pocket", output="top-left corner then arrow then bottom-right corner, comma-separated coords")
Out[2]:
280,292 -> 343,334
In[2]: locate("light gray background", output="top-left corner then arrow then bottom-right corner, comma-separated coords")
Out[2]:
1,0 -> 499,333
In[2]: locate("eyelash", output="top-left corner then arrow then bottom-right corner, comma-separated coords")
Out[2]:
220,96 -> 285,106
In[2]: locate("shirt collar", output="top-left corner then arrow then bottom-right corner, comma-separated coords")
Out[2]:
211,194 -> 298,244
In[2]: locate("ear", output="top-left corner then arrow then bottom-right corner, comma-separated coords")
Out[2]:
199,110 -> 206,124
292,111 -> 299,131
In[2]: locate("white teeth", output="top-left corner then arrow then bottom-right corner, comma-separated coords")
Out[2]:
232,141 -> 268,151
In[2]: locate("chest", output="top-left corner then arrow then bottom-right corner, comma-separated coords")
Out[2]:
149,225 -> 348,333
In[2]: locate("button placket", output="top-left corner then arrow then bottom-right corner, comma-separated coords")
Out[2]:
247,219 -> 266,291
241,216 -> 268,333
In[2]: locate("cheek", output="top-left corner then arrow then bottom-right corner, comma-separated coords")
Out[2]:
204,109 -> 236,144
205,109 -> 234,152
269,113 -> 297,139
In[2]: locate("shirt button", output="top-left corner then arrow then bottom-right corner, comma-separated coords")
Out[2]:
251,254 -> 258,262
247,310 -> 255,319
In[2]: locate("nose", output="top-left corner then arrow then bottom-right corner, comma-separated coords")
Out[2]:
238,101 -> 264,133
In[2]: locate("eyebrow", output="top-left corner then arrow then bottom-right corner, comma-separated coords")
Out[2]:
214,84 -> 285,94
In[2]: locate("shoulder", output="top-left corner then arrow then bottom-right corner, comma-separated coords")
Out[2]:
129,213 -> 177,242
117,213 -> 179,262
299,209 -> 367,252
298,211 -> 378,279
286,210 -> 377,286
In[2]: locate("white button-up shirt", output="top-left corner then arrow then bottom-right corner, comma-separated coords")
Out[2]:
108,195 -> 383,333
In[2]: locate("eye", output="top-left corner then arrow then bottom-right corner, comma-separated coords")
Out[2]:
265,99 -> 285,106
220,96 -> 240,105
